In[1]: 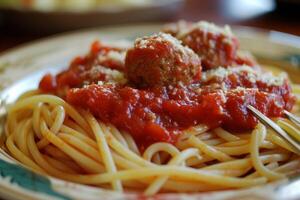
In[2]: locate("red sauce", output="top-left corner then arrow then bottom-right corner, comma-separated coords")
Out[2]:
39,23 -> 296,148
41,41 -> 126,93
67,83 -> 289,148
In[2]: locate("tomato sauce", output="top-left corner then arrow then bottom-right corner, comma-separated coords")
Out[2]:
39,41 -> 126,93
39,23 -> 296,148
66,82 -> 290,147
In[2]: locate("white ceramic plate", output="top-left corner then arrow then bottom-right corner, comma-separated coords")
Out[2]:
0,24 -> 300,200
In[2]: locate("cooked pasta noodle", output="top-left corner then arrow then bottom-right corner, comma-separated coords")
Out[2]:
3,85 -> 300,195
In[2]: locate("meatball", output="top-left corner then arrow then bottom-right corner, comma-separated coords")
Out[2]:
125,32 -> 202,88
179,21 -> 240,70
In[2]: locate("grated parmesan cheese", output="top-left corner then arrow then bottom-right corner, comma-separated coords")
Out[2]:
179,21 -> 234,38
98,50 -> 126,65
135,32 -> 195,56
202,65 -> 286,87
83,65 -> 127,84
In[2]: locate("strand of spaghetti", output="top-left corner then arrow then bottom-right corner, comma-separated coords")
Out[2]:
108,125 -> 141,156
145,148 -> 199,195
64,119 -> 90,137
215,141 -> 278,155
43,145 -> 72,161
188,135 -> 234,161
245,162 -> 278,179
214,128 -> 240,141
6,135 -> 45,173
58,128 -> 144,170
40,120 -> 105,173
16,119 -> 31,157
35,105 -> 53,149
177,133 -> 220,150
126,177 -> 225,192
235,133 -> 252,140
41,104 -> 53,125
33,102 -> 43,139
16,89 -> 40,101
85,111 -> 123,191
13,119 -> 26,151
58,127 -> 143,170
5,112 -> 17,137
36,106 -> 59,149
59,125 -> 98,149
274,159 -> 300,173
177,125 -> 209,141
205,168 -> 252,177
260,149 -> 290,155
55,159 -> 84,173
250,123 -> 284,180
277,119 -> 300,141
143,143 -> 180,161
43,155 -> 78,174
37,105 -> 66,149
10,163 -> 266,187
186,149 -> 289,168
217,140 -> 249,147
215,144 -> 250,155
8,95 -> 92,138
58,134 -> 139,169
121,131 -> 141,156
37,106 -> 96,150
161,179 -> 225,192
58,133 -> 102,163
107,125 -> 128,148
197,132 -> 215,140
95,123 -> 155,167
203,138 -> 223,146
186,154 -> 215,166
121,180 -> 146,190
259,141 -> 277,149
27,128 -> 102,182
186,156 -> 215,166
49,106 -> 65,134
111,151 -> 141,169
266,130 -> 296,153
71,166 -> 267,187
246,162 -> 279,179
64,118 -> 89,136
202,154 -> 289,170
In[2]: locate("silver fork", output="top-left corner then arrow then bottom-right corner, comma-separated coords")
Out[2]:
247,105 -> 300,154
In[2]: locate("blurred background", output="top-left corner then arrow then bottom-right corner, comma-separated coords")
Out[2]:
0,0 -> 299,53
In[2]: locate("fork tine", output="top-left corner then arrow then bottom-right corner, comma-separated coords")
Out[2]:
284,110 -> 300,127
247,105 -> 300,154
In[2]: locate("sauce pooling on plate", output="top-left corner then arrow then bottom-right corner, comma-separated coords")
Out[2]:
39,22 -> 296,148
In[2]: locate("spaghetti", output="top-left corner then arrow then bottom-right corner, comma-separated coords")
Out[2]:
3,21 -> 300,195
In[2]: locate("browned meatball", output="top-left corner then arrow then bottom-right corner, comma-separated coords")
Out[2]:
125,32 -> 202,88
179,21 -> 240,70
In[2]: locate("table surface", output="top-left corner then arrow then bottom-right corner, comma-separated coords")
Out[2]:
0,0 -> 299,53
